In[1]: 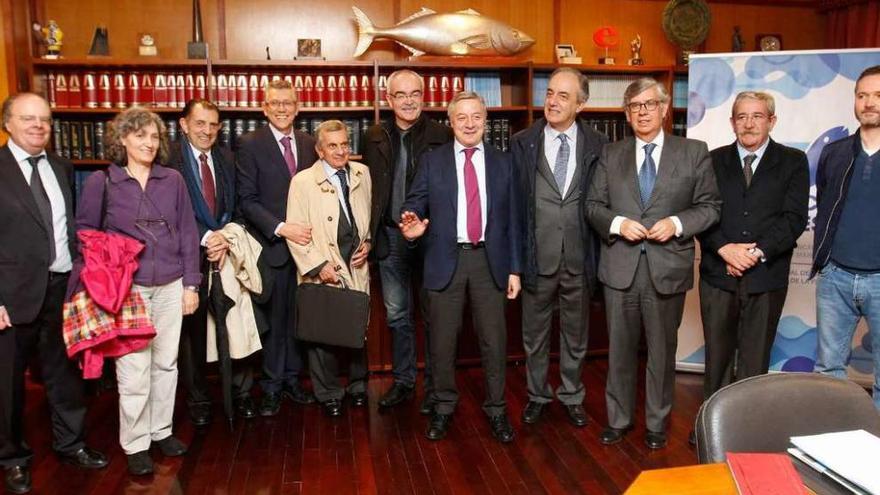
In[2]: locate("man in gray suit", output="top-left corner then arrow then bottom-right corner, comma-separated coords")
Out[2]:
512,68 -> 607,427
586,78 -> 720,449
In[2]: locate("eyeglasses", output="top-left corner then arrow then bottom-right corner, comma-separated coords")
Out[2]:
265,100 -> 296,109
626,100 -> 661,113
14,115 -> 53,125
390,91 -> 423,101
734,113 -> 769,123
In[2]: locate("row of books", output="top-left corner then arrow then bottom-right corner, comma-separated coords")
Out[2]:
463,72 -> 503,107
673,76 -> 689,109
212,72 -> 374,108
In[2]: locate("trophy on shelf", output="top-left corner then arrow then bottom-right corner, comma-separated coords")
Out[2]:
88,26 -> 109,56
187,0 -> 208,59
139,33 -> 158,56
33,20 -> 63,59
628,34 -> 644,65
592,26 -> 619,65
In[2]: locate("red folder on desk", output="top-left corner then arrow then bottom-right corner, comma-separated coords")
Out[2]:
727,452 -> 808,495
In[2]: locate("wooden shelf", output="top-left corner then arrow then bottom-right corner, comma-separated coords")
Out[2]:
382,105 -> 529,113
33,58 -> 207,68
51,106 -> 186,114
532,63 -> 675,74
217,105 -> 375,113
212,59 -> 374,68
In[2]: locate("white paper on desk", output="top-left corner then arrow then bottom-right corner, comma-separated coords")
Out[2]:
790,430 -> 880,495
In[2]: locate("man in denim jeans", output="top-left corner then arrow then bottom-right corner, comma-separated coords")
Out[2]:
363,70 -> 452,413
812,65 -> 880,409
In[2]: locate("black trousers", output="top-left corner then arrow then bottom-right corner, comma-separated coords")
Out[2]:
257,261 -> 304,395
0,273 -> 86,467
427,247 -> 508,417
179,296 -> 254,407
699,278 -> 788,399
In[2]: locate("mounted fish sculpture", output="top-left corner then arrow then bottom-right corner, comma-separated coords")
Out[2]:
352,6 -> 535,57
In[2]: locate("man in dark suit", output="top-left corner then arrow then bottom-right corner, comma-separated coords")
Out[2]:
694,91 -> 809,444
0,93 -> 107,494
586,78 -> 721,449
169,99 -> 256,426
363,69 -> 452,413
512,67 -> 607,427
237,79 -> 318,416
400,91 -> 522,444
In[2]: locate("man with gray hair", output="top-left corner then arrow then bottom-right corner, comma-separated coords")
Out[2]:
399,91 -> 522,443
694,90 -> 808,444
587,78 -> 720,449
512,67 -> 608,428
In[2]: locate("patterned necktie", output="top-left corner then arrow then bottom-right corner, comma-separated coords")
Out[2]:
336,169 -> 353,224
26,155 -> 56,263
639,143 -> 657,206
199,152 -> 216,216
281,135 -> 297,176
743,153 -> 757,187
463,148 -> 482,244
553,133 -> 570,194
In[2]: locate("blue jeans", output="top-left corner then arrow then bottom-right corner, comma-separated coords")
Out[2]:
815,263 -> 880,409
378,226 -> 432,390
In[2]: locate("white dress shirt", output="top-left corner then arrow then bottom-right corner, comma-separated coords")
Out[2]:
543,122 -> 578,196
9,140 -> 72,273
454,140 -> 488,243
189,142 -> 218,247
610,131 -> 683,237
736,138 -> 769,174
269,124 -> 299,237
322,160 -> 351,222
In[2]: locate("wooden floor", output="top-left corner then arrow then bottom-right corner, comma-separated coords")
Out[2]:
19,359 -> 705,494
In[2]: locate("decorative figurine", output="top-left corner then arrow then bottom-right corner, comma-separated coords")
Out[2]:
593,25 -> 619,65
629,34 -> 644,65
266,46 -> 271,60
88,26 -> 109,56
732,26 -> 744,52
33,20 -> 63,59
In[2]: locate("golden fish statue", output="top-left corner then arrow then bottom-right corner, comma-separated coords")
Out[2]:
352,6 -> 535,57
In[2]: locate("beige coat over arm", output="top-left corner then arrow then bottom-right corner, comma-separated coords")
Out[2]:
285,160 -> 372,293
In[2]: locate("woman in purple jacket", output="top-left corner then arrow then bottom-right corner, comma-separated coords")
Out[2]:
77,108 -> 200,476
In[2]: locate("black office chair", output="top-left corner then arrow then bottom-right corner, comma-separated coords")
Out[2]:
695,372 -> 880,463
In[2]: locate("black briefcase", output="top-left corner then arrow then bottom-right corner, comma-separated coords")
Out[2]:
295,282 -> 369,349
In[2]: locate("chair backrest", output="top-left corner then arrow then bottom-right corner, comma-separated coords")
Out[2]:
695,372 -> 880,463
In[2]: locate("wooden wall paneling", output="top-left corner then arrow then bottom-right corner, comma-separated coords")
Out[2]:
705,3 -> 825,52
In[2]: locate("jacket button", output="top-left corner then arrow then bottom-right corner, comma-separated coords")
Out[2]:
328,216 -> 333,221
743,211 -> 749,217
741,230 -> 751,236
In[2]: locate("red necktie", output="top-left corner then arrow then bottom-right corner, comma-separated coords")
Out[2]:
281,135 -> 297,176
199,152 -> 216,216
463,147 -> 482,244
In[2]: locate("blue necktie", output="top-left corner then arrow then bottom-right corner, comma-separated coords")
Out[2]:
553,133 -> 570,194
639,143 -> 657,206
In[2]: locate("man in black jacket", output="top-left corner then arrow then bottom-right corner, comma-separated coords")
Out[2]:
169,99 -> 256,426
696,91 -> 809,443
363,69 -> 452,413
512,67 -> 607,427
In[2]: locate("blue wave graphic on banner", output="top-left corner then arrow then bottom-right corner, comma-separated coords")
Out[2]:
806,127 -> 852,185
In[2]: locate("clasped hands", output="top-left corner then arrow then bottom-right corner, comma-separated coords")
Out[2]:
619,217 -> 677,243
718,243 -> 760,277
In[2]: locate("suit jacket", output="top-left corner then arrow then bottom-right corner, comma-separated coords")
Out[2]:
286,160 -> 372,293
402,141 -> 522,291
0,145 -> 76,324
512,117 -> 608,292
699,139 -> 809,293
236,126 -> 318,268
586,134 -> 721,295
363,116 -> 452,259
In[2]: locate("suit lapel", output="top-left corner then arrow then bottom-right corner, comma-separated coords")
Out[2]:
0,147 -> 48,230
621,140 -> 641,207
536,138 -> 561,196
441,145 -> 458,215
646,137 -> 680,209
751,139 -> 778,185
485,144 -> 497,218
294,131 -> 312,173
261,127 -> 291,177
724,144 -> 747,191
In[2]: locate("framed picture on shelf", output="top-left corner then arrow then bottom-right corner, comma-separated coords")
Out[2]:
296,38 -> 323,60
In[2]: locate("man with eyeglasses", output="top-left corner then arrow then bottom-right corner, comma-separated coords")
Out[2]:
692,91 -> 808,444
237,79 -> 319,416
363,69 -> 452,413
168,99 -> 257,426
0,93 -> 108,494
586,78 -> 720,449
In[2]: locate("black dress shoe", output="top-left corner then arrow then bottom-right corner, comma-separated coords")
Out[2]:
282,384 -> 316,405
425,413 -> 452,440
259,392 -> 282,417
419,396 -> 436,416
489,414 -> 515,443
521,401 -> 546,424
5,466 -> 31,494
645,430 -> 668,449
126,451 -> 153,476
322,399 -> 344,417
378,383 -> 414,408
235,396 -> 257,419
688,430 -> 697,446
565,404 -> 588,427
155,436 -> 188,456
60,446 -> 109,469
188,402 -> 212,426
599,425 -> 632,445
349,392 -> 368,407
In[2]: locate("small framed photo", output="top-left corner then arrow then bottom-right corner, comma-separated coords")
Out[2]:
555,44 -> 575,59
296,38 -> 323,60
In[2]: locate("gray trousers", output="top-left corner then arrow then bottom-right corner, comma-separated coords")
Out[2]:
427,248 -> 508,417
308,345 -> 368,403
521,258 -> 589,404
604,254 -> 685,433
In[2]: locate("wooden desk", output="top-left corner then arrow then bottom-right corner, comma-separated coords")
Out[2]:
625,463 -> 737,495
